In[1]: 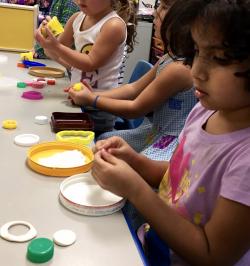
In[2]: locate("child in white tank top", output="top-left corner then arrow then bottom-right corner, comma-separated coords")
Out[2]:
35,0 -> 138,133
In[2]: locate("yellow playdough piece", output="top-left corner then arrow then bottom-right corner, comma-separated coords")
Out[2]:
73,83 -> 83,91
2,120 -> 17,129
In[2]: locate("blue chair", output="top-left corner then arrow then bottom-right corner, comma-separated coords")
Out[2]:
115,59 -> 154,130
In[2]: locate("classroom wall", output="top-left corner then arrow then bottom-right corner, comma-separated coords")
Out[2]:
123,21 -> 153,83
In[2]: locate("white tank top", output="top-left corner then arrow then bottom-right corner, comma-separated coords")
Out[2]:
71,11 -> 127,91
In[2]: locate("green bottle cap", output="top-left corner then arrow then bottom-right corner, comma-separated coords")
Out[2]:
17,82 -> 27,88
27,238 -> 54,263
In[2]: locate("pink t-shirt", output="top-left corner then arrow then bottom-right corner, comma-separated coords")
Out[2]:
159,102 -> 250,265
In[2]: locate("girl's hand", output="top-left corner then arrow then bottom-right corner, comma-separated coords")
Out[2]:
94,136 -> 138,166
68,81 -> 95,106
92,149 -> 143,199
35,26 -> 60,51
37,16 -> 51,36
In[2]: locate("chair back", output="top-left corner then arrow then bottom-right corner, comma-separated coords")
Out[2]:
115,59 -> 153,130
129,60 -> 153,83
124,60 -> 153,129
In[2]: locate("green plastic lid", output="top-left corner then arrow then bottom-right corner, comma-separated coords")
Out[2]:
27,238 -> 54,263
17,82 -> 27,89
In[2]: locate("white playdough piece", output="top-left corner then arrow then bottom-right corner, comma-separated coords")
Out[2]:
34,115 -> 49,125
53,229 -> 76,246
0,221 -> 37,242
14,134 -> 40,147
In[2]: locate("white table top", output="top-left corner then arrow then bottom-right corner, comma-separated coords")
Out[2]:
0,51 -> 143,266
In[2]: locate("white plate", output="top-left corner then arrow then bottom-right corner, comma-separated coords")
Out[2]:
59,173 -> 125,216
14,134 -> 40,147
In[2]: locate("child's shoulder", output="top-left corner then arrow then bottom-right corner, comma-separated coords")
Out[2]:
157,58 -> 193,90
100,13 -> 127,41
72,11 -> 82,20
101,12 -> 126,30
71,11 -> 83,27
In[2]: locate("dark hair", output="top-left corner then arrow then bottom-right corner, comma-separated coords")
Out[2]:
161,0 -> 250,70
113,0 -> 138,53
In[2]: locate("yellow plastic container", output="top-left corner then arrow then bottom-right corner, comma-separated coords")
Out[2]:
56,131 -> 95,147
27,141 -> 94,177
47,16 -> 64,36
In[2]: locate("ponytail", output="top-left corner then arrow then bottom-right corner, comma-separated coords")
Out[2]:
112,0 -> 138,53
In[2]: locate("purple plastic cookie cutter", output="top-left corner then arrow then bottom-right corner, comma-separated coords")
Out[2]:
22,91 -> 43,100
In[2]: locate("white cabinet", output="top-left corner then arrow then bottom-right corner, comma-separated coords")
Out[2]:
123,20 -> 153,84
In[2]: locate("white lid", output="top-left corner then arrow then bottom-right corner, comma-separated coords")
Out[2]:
53,229 -> 76,247
34,115 -> 49,125
59,173 -> 125,216
14,134 -> 40,147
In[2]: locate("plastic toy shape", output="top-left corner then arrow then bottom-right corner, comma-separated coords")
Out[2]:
2,119 -> 17,129
0,221 -> 37,242
20,51 -> 33,61
28,66 -> 65,78
22,91 -> 43,100
41,16 -> 64,37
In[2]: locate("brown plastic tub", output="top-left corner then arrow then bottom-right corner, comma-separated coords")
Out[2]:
51,112 -> 94,133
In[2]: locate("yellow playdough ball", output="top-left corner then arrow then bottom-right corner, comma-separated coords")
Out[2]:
73,83 -> 83,91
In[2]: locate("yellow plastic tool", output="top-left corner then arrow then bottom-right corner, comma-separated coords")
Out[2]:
2,119 -> 17,129
20,51 -> 33,61
56,130 -> 95,146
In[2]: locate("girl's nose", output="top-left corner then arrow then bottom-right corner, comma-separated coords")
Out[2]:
191,57 -> 208,82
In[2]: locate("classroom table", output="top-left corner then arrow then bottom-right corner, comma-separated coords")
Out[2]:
0,51 -> 144,266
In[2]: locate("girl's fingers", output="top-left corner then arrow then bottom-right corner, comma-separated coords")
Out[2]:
99,149 -> 118,165
81,80 -> 93,91
45,27 -> 54,38
64,87 -> 70,92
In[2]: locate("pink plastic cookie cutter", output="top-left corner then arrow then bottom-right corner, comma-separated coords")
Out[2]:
22,91 -> 43,100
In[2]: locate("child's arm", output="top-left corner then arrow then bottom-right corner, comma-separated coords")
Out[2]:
36,16 -> 126,72
69,61 -> 193,118
35,13 -> 78,68
93,150 -> 250,265
137,194 -> 250,265
57,13 -> 77,48
68,64 -> 157,105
